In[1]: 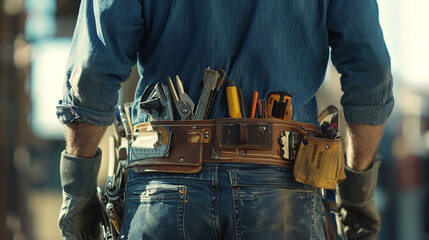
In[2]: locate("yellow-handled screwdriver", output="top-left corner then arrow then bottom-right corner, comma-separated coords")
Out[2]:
226,80 -> 243,118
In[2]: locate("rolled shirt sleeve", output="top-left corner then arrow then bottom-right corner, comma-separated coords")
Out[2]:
56,0 -> 145,126
328,0 -> 394,125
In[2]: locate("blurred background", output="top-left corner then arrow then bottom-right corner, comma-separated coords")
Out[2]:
0,0 -> 428,239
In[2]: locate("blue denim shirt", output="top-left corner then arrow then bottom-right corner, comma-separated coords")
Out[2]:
57,0 -> 393,126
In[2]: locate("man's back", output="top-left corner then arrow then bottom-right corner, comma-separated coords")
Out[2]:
62,0 -> 391,127
134,1 -> 331,123
135,1 -> 329,121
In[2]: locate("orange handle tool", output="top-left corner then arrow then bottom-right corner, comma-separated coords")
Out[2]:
250,91 -> 258,118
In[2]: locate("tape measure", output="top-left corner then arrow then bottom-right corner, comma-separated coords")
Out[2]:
266,91 -> 293,121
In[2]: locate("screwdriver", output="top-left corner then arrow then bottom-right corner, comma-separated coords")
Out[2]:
226,80 -> 242,118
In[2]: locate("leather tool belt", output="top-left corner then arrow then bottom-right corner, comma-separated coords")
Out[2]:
127,118 -> 321,174
127,117 -> 346,189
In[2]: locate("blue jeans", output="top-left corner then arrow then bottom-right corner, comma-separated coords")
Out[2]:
120,163 -> 325,240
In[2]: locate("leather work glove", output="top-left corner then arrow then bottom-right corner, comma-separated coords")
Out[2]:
338,157 -> 381,240
59,149 -> 103,240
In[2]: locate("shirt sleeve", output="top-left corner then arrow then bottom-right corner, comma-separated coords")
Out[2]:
328,0 -> 394,125
56,0 -> 145,126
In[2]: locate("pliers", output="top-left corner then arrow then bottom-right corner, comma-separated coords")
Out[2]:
167,75 -> 196,120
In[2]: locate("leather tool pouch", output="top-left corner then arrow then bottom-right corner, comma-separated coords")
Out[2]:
127,118 -> 279,173
293,135 -> 346,189
129,121 -> 204,174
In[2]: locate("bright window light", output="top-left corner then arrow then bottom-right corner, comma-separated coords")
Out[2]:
31,38 -> 71,140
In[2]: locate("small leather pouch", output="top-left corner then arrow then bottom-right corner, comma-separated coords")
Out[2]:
293,135 -> 346,189
129,122 -> 204,173
216,118 -> 272,149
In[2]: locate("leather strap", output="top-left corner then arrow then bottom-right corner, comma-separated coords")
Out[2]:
133,118 -> 321,168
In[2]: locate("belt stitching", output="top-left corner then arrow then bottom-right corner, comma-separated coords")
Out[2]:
213,157 -> 290,163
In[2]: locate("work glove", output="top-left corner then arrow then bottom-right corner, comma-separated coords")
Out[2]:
338,157 -> 381,240
59,149 -> 103,240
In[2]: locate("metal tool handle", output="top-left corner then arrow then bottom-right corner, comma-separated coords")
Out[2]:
195,68 -> 219,119
167,75 -> 196,120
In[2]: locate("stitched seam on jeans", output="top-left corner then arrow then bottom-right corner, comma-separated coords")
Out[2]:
311,192 -> 315,240
178,186 -> 186,240
214,167 -> 221,240
233,187 -> 242,240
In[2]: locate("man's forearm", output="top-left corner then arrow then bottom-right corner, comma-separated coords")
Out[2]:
65,122 -> 108,158
346,123 -> 386,171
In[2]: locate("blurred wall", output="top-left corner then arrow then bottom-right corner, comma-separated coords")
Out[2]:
0,0 -> 30,239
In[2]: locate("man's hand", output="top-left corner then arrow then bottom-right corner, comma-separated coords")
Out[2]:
65,122 -> 108,158
345,123 -> 386,171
